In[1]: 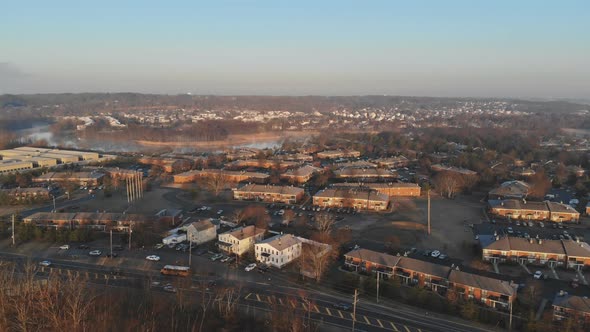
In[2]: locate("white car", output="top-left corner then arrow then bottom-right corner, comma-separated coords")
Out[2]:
245,263 -> 257,272
539,222 -> 544,228
146,255 -> 161,261
89,250 -> 102,256
533,271 -> 543,279
278,209 -> 285,216
217,210 -> 224,215
39,260 -> 52,267
59,244 -> 70,250
430,250 -> 441,258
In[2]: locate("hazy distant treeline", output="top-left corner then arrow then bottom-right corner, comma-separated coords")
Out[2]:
1,93 -> 587,116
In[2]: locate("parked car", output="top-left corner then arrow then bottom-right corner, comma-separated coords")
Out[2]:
89,250 -> 102,256
106,253 -> 118,258
245,263 -> 257,271
195,249 -> 207,256
39,260 -> 52,267
515,221 -> 521,226
210,253 -> 224,261
507,227 -> 514,234
430,250 -> 441,258
257,264 -> 269,273
527,221 -> 534,227
220,256 -> 231,263
78,244 -> 90,249
332,303 -> 351,311
163,284 -> 177,293
438,254 -> 448,260
59,244 -> 70,250
146,255 -> 161,261
154,243 -> 164,249
539,222 -> 545,228
533,271 -> 543,279
217,210 -> 224,215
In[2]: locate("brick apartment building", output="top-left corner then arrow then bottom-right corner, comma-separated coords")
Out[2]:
33,171 -> 105,186
336,182 -> 421,197
23,212 -> 151,231
553,293 -> 590,327
316,150 -> 361,159
488,199 -> 579,223
344,248 -> 516,309
482,236 -> 590,270
173,169 -> 269,184
280,165 -> 322,184
233,184 -> 304,204
334,168 -> 397,180
313,187 -> 389,211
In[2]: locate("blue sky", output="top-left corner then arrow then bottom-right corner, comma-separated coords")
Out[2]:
1,0 -> 589,98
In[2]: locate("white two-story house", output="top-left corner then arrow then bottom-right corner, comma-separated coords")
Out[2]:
186,219 -> 217,245
217,225 -> 266,256
255,233 -> 302,269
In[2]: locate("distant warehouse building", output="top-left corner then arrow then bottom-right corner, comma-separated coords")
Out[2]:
233,184 -> 304,204
313,187 -> 389,211
0,160 -> 34,174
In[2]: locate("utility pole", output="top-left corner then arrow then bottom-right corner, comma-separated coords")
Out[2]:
188,239 -> 192,266
128,223 -> 133,250
427,188 -> 431,236
352,289 -> 358,332
11,214 -> 16,246
376,271 -> 380,303
110,229 -> 113,258
509,299 -> 513,331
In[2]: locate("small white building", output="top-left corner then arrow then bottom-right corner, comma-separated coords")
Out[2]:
218,225 -> 266,256
255,233 -> 302,269
186,219 -> 217,245
162,233 -> 187,245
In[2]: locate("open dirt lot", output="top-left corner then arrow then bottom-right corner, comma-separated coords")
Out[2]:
339,194 -> 486,261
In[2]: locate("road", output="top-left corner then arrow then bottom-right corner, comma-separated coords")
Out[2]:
0,250 -> 496,332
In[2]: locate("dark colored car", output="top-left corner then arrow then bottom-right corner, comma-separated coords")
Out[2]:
106,253 -> 119,258
257,265 -> 269,273
332,303 -> 351,311
78,244 -> 90,249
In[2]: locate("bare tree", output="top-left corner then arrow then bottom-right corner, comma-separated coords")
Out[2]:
231,209 -> 248,225
204,173 -> 230,196
433,171 -> 465,198
314,213 -> 335,241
